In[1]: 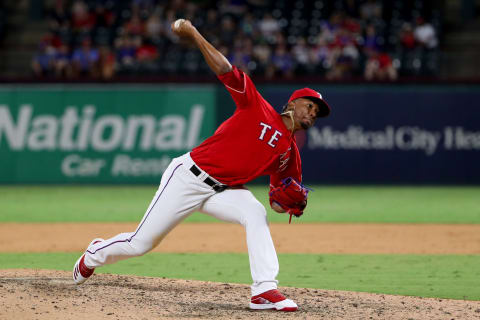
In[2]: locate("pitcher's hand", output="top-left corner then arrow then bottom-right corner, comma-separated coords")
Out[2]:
171,19 -> 196,39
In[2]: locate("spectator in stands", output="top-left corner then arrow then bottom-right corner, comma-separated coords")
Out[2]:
344,16 -> 362,37
364,50 -> 397,81
93,3 -> 116,29
326,50 -> 356,80
292,37 -> 310,74
258,13 -> 280,39
228,38 -> 253,73
414,17 -> 438,50
145,10 -> 163,41
115,36 -> 137,71
252,41 -> 271,75
32,43 -> 56,77
71,0 -> 95,32
270,43 -> 294,78
71,37 -> 100,77
399,22 -> 416,50
99,46 -> 116,79
125,13 -> 145,37
326,25 -> 359,79
40,31 -> 63,50
309,37 -> 331,74
362,24 -> 381,55
243,38 -> 255,73
326,12 -> 343,35
219,15 -> 237,46
53,44 -> 71,78
135,36 -> 159,72
240,12 -> 256,36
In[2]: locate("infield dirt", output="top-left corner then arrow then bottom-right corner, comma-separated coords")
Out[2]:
1,222 -> 480,254
2,222 -> 480,319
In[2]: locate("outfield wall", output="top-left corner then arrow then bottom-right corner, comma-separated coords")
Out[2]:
258,85 -> 480,184
1,84 -> 479,184
0,85 -> 216,183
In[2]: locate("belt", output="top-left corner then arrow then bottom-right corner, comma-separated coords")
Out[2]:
189,165 -> 228,192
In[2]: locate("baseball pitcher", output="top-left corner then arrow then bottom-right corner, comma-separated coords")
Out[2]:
73,19 -> 331,312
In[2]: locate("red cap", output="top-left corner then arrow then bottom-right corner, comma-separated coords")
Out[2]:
288,88 -> 331,118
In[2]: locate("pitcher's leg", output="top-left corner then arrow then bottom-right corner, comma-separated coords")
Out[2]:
84,160 -> 210,268
199,189 -> 279,296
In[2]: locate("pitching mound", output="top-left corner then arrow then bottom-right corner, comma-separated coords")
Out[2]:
1,269 -> 479,320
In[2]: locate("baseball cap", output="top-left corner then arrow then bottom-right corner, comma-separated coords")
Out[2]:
288,88 -> 331,118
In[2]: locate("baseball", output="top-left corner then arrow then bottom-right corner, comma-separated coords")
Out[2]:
271,201 -> 286,213
174,19 -> 185,30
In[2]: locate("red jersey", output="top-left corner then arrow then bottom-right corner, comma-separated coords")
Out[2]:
190,66 -> 302,187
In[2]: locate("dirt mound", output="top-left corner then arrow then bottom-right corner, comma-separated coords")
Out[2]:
1,269 -> 479,320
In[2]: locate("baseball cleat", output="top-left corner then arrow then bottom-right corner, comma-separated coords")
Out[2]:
249,289 -> 298,312
73,238 -> 103,285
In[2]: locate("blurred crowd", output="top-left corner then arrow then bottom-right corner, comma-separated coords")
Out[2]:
32,0 -> 440,81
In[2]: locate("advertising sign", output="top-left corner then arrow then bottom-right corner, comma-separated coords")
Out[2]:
261,85 -> 480,184
0,86 -> 215,183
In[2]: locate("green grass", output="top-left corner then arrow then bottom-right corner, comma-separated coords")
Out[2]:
0,185 -> 479,223
1,252 -> 479,301
2,185 -> 478,302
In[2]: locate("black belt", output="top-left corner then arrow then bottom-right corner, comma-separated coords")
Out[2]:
190,165 -> 228,192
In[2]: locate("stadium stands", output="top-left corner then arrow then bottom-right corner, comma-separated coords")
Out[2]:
9,1 -> 445,80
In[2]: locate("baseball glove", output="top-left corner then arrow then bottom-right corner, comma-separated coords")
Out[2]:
269,177 -> 310,223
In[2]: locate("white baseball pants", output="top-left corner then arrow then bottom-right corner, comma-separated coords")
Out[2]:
83,153 -> 279,296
